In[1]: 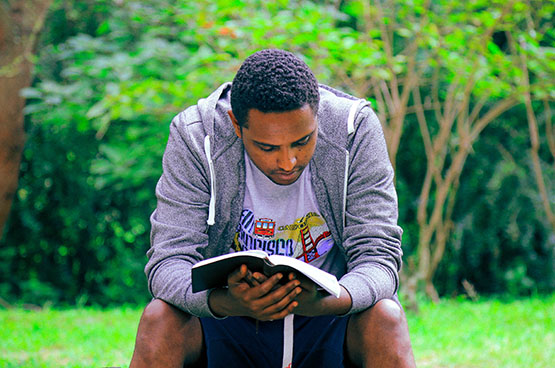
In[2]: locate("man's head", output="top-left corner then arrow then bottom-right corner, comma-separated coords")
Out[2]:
230,49 -> 320,127
228,49 -> 320,185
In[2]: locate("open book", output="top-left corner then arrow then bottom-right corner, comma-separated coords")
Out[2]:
192,250 -> 341,298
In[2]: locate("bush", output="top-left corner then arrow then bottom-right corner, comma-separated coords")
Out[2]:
1,0 -> 553,306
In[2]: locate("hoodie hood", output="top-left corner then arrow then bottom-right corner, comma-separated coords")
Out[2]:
195,82 -> 366,227
197,83 -> 238,159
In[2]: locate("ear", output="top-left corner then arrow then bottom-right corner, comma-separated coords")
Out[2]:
228,110 -> 242,139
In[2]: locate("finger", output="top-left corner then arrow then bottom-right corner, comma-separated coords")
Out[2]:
287,273 -> 316,292
262,291 -> 302,321
227,264 -> 248,285
256,281 -> 302,313
294,274 -> 317,291
270,301 -> 298,320
245,269 -> 260,287
252,272 -> 268,284
263,285 -> 302,315
244,282 -> 302,320
250,273 -> 285,298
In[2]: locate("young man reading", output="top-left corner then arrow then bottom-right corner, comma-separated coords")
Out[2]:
130,49 -> 415,368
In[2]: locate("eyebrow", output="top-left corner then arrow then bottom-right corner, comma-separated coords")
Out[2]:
253,129 -> 316,148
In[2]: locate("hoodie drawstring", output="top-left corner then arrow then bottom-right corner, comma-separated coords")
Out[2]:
282,314 -> 294,368
343,99 -> 364,228
204,135 -> 216,225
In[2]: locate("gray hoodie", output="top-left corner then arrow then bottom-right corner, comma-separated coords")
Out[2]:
146,82 -> 403,318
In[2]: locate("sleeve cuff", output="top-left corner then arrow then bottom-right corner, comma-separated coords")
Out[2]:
339,265 -> 396,314
184,287 -> 227,319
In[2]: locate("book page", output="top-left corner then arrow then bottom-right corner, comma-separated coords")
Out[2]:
193,249 -> 268,268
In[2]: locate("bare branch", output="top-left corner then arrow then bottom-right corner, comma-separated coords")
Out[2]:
469,97 -> 517,141
413,86 -> 441,183
518,41 -> 555,230
374,1 -> 399,102
337,69 -> 362,97
372,79 -> 388,126
379,79 -> 394,116
431,66 -> 444,124
468,94 -> 491,126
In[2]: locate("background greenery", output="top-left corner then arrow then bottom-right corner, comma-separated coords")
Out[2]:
1,0 -> 553,307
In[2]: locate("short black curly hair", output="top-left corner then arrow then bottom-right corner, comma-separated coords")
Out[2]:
230,49 -> 320,127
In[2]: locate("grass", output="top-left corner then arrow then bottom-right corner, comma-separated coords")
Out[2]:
408,295 -> 555,367
0,295 -> 553,367
0,307 -> 139,368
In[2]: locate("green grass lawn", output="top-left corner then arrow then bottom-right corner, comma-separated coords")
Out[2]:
1,295 -> 553,367
409,295 -> 554,367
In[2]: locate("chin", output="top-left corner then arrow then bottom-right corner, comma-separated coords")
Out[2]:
270,174 -> 301,186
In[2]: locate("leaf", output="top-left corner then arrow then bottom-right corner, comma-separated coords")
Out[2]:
86,101 -> 108,119
20,87 -> 42,99
398,28 -> 412,38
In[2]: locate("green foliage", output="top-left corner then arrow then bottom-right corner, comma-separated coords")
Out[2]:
2,0 -> 346,306
2,121 -> 153,306
1,0 -> 553,306
432,104 -> 555,296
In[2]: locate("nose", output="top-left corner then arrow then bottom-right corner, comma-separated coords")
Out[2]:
277,148 -> 296,172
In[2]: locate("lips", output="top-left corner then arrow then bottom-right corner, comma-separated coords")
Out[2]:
272,170 -> 301,184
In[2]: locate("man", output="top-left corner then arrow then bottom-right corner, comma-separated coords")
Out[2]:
130,49 -> 415,367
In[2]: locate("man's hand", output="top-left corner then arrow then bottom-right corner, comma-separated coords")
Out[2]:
287,274 -> 321,315
208,265 -> 302,321
246,272 -> 354,317
288,273 -> 353,316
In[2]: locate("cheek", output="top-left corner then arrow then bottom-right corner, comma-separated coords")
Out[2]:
246,147 -> 275,171
299,143 -> 316,164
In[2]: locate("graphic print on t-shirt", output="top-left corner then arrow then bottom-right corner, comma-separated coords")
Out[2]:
233,209 -> 333,264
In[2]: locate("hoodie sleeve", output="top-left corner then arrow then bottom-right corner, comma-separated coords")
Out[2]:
145,109 -> 221,318
338,106 -> 403,313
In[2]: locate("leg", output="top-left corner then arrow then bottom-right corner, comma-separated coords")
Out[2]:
345,299 -> 416,368
130,299 -> 205,368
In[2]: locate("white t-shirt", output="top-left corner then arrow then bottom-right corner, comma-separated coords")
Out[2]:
232,153 -> 346,277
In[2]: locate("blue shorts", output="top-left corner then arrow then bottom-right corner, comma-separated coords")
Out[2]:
200,314 -> 349,368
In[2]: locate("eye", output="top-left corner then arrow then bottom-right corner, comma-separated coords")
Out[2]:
293,135 -> 311,147
258,145 -> 276,152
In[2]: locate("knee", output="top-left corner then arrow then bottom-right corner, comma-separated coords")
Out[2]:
132,300 -> 203,367
371,298 -> 405,330
351,298 -> 404,333
141,299 -> 192,329
346,299 -> 409,365
349,298 -> 405,336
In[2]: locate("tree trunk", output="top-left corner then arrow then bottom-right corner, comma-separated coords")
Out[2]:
0,0 -> 52,238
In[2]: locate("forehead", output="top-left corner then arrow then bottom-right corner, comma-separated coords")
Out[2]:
244,105 -> 317,145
